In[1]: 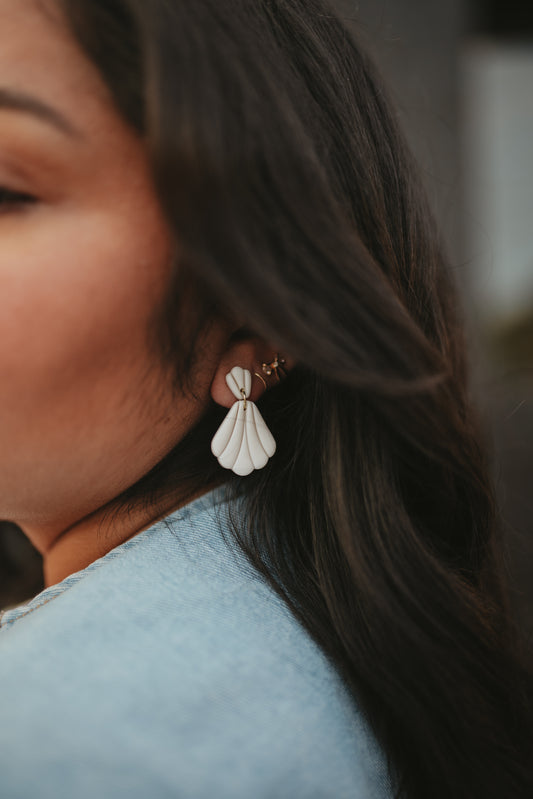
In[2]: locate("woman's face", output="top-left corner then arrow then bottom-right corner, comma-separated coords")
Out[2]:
0,0 -> 227,536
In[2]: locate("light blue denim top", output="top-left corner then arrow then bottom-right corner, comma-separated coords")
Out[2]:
0,484 -> 393,799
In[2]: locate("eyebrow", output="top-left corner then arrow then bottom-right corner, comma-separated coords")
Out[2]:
0,87 -> 82,139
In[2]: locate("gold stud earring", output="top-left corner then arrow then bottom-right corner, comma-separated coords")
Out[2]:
261,353 -> 287,382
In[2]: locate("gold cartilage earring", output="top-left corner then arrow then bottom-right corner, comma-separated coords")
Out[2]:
261,353 -> 287,382
254,372 -> 268,390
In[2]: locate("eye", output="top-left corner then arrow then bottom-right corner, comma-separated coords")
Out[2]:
0,186 -> 38,211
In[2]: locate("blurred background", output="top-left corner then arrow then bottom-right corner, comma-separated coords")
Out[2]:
1,0 -> 532,638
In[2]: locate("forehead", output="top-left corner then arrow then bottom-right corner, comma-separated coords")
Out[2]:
0,0 -> 115,129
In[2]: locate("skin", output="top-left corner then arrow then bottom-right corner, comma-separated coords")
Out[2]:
0,0 -> 291,589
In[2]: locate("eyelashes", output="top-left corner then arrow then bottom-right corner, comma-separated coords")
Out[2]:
0,186 -> 38,212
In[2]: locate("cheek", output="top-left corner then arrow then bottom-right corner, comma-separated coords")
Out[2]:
0,201 -> 174,414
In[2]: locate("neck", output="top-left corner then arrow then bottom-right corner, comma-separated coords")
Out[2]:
25,483 -> 218,588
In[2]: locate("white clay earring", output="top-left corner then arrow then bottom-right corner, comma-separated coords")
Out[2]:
211,366 -> 276,476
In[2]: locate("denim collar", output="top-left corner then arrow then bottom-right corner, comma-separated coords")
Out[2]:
0,482 -> 232,631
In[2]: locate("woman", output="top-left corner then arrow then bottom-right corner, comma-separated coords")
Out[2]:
0,0 -> 531,797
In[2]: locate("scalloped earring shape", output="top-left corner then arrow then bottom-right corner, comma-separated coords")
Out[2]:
211,366 -> 276,476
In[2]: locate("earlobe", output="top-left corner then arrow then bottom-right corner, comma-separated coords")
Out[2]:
210,337 -> 291,408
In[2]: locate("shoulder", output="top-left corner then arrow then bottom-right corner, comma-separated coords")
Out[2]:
0,493 -> 392,799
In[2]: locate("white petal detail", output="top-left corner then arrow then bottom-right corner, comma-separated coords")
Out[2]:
244,407 -> 270,471
250,402 -> 276,458
218,401 -> 247,470
231,411 -> 255,476
210,401 -> 239,458
226,366 -> 252,401
210,398 -> 276,475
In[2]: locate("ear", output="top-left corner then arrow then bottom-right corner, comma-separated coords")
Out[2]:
210,334 -> 294,408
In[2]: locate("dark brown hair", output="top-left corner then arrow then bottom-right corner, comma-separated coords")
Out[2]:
53,0 -> 533,796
